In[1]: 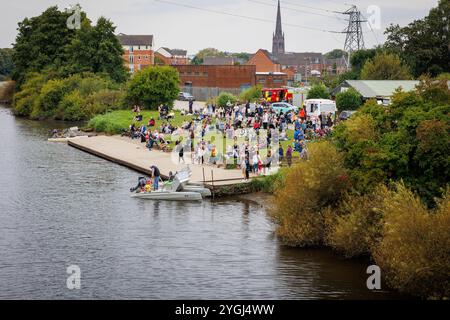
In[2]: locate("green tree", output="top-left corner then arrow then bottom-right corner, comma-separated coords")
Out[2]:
12,6 -> 79,85
240,85 -> 262,102
0,48 -> 14,80
307,84 -> 330,99
64,17 -> 128,83
216,92 -> 237,107
125,66 -> 180,109
324,49 -> 347,60
336,88 -> 362,111
350,48 -> 381,76
360,52 -> 412,80
384,0 -> 450,77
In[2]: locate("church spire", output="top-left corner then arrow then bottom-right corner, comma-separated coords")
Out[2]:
275,0 -> 283,36
272,0 -> 285,56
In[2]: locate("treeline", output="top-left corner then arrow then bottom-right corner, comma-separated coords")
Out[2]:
10,6 -> 128,120
320,0 -> 449,88
267,78 -> 450,299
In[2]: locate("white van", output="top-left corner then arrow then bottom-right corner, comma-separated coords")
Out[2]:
304,99 -> 337,118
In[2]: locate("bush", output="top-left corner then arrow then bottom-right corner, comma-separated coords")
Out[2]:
216,92 -> 238,108
326,190 -> 385,258
373,183 -> 450,299
270,141 -> 351,246
56,90 -> 87,121
250,169 -> 286,193
336,88 -> 362,111
125,66 -> 180,109
239,85 -> 262,102
13,72 -> 48,117
32,79 -> 69,119
0,80 -> 15,102
307,84 -> 330,99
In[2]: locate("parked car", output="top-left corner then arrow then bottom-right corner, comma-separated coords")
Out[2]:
338,110 -> 357,121
270,102 -> 298,114
178,92 -> 195,101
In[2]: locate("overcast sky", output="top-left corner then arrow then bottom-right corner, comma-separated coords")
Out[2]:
0,0 -> 439,54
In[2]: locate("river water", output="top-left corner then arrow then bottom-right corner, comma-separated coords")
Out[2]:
0,106 -> 405,299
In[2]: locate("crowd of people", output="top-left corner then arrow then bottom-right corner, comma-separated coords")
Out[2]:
126,100 -> 336,179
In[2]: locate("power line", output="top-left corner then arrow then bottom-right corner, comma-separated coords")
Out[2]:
270,0 -> 343,14
154,0 -> 342,33
247,0 -> 347,22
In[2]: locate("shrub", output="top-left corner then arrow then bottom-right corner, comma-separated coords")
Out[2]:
373,183 -> 450,299
270,141 -> 351,246
32,79 -> 70,119
250,169 -> 286,193
307,84 -> 330,99
239,85 -> 262,102
216,92 -> 238,108
326,189 -> 385,258
56,90 -> 87,121
13,72 -> 48,116
0,80 -> 16,102
124,66 -> 180,109
85,89 -> 124,116
335,87 -> 362,111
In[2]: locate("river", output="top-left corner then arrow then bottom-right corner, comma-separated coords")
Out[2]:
0,106 -> 406,299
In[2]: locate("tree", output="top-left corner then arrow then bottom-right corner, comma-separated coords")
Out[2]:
12,6 -> 79,85
360,53 -> 412,80
240,85 -> 262,102
216,92 -> 237,107
307,84 -> 330,99
191,48 -> 226,65
336,88 -> 362,111
64,17 -> 128,83
349,48 -> 381,76
125,66 -> 180,109
0,48 -> 14,80
384,0 -> 450,77
325,49 -> 347,60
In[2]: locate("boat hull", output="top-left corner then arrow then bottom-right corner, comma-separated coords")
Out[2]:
182,185 -> 212,197
131,190 -> 202,201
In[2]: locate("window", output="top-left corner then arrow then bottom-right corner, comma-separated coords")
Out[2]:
138,55 -> 141,60
129,46 -> 133,53
129,55 -> 134,63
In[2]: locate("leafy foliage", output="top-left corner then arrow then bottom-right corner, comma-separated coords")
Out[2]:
239,85 -> 262,102
306,84 -> 330,99
384,0 -> 450,77
216,92 -> 238,108
0,48 -> 14,80
335,88 -> 362,111
360,52 -> 412,80
125,66 -> 180,109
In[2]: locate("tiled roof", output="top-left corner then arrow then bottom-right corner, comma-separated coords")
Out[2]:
117,34 -> 153,46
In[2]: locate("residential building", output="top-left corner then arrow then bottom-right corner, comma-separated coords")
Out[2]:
203,57 -> 237,65
246,49 -> 281,73
155,47 -> 188,65
117,33 -> 154,73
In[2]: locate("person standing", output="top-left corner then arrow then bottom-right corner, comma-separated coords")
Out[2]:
189,99 -> 194,114
286,145 -> 293,167
150,165 -> 160,190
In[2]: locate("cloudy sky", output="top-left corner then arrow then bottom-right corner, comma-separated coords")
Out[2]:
0,0 -> 439,55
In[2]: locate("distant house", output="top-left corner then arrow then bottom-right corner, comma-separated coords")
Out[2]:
324,56 -> 348,75
255,72 -> 287,87
117,33 -> 154,73
155,47 -> 188,65
246,49 -> 281,73
202,56 -> 244,65
275,52 -> 324,78
331,80 -> 421,103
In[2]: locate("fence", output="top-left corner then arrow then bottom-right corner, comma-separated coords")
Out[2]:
181,86 -> 242,101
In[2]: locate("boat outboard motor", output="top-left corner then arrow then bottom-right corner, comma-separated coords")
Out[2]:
130,177 -> 147,192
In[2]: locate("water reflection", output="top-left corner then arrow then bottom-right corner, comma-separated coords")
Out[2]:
0,106 -> 407,299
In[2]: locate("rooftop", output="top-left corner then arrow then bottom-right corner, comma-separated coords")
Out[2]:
117,34 -> 153,46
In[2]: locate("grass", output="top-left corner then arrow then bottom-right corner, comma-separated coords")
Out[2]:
86,109 -> 297,155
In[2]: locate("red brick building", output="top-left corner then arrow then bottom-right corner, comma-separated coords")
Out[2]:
117,34 -> 154,73
255,72 -> 287,87
155,47 -> 189,65
246,49 -> 281,73
174,65 -> 256,89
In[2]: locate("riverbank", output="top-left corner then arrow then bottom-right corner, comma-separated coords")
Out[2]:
68,135 -> 257,195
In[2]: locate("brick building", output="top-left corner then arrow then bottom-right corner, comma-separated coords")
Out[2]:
246,49 -> 281,73
117,34 -> 154,73
255,72 -> 287,87
173,65 -> 256,100
155,47 -> 188,65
